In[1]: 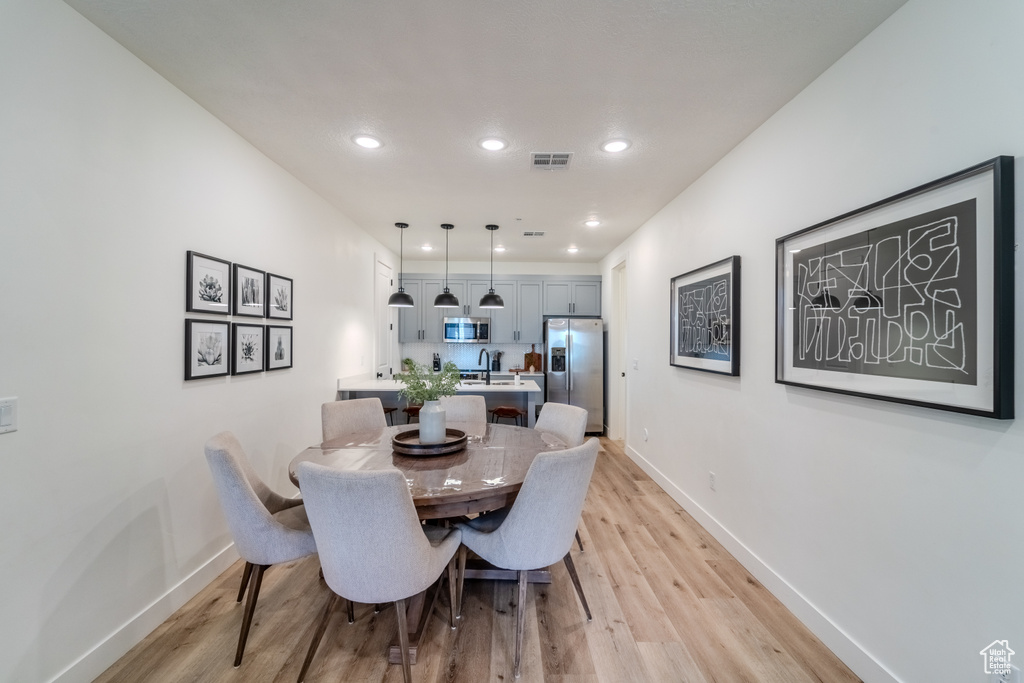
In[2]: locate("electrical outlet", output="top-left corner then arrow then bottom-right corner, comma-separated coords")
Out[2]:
709,471 -> 716,491
642,427 -> 649,442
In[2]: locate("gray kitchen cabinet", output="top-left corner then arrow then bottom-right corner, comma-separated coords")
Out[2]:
516,281 -> 544,343
471,280 -> 517,341
398,278 -> 450,342
542,279 -> 601,316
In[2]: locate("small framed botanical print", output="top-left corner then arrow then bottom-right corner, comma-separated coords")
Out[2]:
266,325 -> 293,371
231,323 -> 265,375
186,251 -> 231,314
185,319 -> 230,380
266,273 -> 293,320
233,263 -> 266,317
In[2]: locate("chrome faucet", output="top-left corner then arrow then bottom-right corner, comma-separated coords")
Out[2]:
478,348 -> 490,385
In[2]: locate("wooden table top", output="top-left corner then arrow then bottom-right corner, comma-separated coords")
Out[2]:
289,422 -> 566,520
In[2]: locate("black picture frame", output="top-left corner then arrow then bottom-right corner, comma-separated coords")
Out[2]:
775,156 -> 1014,419
265,272 -> 293,320
185,319 -> 230,380
232,263 -> 266,318
231,323 -> 265,375
186,251 -> 231,315
670,255 -> 741,376
266,325 -> 293,371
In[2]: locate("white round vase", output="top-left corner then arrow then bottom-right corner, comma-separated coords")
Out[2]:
418,400 -> 446,444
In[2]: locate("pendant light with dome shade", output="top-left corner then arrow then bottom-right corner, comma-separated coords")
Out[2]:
478,224 -> 505,309
387,222 -> 415,307
433,224 -> 460,308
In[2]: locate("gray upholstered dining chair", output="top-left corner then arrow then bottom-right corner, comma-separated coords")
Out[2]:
455,438 -> 599,679
321,397 -> 387,442
204,432 -> 318,667
295,463 -> 462,683
438,394 -> 487,422
534,402 -> 588,447
534,402 -> 589,551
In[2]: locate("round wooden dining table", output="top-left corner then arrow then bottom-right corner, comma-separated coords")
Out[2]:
288,421 -> 567,520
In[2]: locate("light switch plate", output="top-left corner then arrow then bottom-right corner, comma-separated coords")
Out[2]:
0,397 -> 18,434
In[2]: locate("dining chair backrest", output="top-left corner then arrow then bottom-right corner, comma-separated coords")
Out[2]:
296,462 -> 454,604
204,431 -> 316,566
534,402 -> 588,447
475,438 -> 598,570
321,397 -> 387,442
438,395 -> 487,422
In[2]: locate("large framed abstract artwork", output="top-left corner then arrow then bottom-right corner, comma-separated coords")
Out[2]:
670,255 -> 740,376
775,156 -> 1014,419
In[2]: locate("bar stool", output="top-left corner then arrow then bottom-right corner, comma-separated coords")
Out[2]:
490,405 -> 526,426
382,406 -> 397,426
403,404 -> 421,423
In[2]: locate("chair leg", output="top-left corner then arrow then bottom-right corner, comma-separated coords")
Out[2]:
563,552 -> 592,621
236,561 -> 254,603
395,598 -> 413,683
447,555 -> 458,629
575,528 -> 584,552
235,564 -> 268,667
297,592 -> 339,683
347,599 -> 355,624
456,544 -> 467,618
514,570 -> 528,678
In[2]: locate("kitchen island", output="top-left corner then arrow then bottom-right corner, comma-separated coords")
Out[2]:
336,378 -> 542,427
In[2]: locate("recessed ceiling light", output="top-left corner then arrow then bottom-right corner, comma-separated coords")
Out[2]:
567,246 -> 580,254
421,244 -> 433,251
584,219 -> 601,227
494,245 -> 506,252
601,139 -> 630,153
353,135 -> 382,149
480,138 -> 508,151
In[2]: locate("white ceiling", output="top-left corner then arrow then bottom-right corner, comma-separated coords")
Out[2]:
64,0 -> 906,263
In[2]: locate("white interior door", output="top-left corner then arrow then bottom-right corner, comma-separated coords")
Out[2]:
375,257 -> 393,378
610,258 -> 627,440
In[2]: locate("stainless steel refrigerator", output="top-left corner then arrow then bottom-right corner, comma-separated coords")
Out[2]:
545,318 -> 604,434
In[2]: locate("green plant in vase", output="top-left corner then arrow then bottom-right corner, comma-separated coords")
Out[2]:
397,360 -> 460,404
397,360 -> 460,444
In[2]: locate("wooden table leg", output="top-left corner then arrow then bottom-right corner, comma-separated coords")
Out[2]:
461,558 -> 551,583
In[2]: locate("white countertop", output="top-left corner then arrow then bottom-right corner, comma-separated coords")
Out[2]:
337,378 -> 541,393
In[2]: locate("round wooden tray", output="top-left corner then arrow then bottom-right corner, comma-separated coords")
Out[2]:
392,428 -> 468,456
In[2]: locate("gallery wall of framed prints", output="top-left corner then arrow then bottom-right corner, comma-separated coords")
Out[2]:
184,250 -> 294,381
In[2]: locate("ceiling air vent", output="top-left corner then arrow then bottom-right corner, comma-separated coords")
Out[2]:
532,153 -> 572,170
522,231 -> 546,237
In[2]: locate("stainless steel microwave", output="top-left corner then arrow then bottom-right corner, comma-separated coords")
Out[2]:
443,317 -> 490,343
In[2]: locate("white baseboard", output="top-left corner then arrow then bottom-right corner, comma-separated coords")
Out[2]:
48,544 -> 240,683
623,444 -> 901,683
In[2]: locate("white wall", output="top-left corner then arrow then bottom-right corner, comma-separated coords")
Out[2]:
0,2 -> 392,681
601,1 -> 1023,681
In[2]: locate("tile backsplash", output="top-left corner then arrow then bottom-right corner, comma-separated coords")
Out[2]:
401,343 -> 544,373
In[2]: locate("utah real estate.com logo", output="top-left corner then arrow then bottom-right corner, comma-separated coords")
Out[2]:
980,640 -> 1015,677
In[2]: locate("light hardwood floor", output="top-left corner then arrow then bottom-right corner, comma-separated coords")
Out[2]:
96,438 -> 860,682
